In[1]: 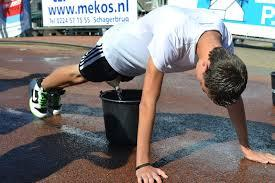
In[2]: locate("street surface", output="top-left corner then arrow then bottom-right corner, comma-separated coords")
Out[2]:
0,37 -> 274,182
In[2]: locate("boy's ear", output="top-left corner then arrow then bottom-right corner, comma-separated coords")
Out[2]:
203,59 -> 211,69
201,62 -> 209,73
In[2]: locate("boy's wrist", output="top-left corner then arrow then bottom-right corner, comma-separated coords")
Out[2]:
136,158 -> 150,166
135,163 -> 151,171
136,155 -> 150,167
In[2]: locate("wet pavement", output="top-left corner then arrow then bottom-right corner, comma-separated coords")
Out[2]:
0,36 -> 275,182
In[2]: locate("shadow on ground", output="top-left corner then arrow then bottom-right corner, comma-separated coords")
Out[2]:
0,104 -> 274,182
0,108 -> 34,134
0,73 -> 47,92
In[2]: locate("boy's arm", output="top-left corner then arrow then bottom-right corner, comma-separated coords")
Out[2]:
227,97 -> 275,164
136,57 -> 168,183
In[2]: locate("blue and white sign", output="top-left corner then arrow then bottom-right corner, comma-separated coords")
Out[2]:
42,0 -> 137,27
168,0 -> 275,39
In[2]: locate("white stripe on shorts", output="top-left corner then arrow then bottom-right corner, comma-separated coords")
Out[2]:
79,52 -> 105,71
79,45 -> 104,70
80,45 -> 103,63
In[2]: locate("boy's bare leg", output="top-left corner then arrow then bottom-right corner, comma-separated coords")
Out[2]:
41,64 -> 87,90
29,64 -> 88,118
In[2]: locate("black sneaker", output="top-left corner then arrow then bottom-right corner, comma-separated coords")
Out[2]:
48,89 -> 65,115
29,78 -> 48,118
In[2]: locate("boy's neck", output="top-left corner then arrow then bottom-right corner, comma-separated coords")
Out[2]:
196,30 -> 222,61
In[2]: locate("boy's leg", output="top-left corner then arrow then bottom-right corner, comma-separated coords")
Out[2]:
29,43 -> 132,118
41,64 -> 87,90
29,64 -> 87,118
45,64 -> 87,115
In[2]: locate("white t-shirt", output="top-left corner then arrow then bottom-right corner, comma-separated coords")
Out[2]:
98,5 -> 233,77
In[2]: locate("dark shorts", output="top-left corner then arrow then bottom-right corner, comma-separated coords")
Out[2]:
79,44 -> 134,82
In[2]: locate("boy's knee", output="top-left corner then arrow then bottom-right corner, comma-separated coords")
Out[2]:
67,65 -> 81,77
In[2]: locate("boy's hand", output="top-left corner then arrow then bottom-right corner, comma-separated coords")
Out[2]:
243,149 -> 275,164
136,165 -> 168,183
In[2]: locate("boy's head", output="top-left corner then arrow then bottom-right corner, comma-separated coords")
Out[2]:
203,47 -> 247,107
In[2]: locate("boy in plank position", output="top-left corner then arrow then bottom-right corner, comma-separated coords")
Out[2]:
29,6 -> 275,183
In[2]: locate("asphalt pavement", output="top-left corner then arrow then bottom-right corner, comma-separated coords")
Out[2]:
0,36 -> 275,182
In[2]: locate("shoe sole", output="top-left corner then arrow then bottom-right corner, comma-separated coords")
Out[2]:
28,79 -> 37,97
28,78 -> 48,118
29,98 -> 48,118
52,109 -> 61,115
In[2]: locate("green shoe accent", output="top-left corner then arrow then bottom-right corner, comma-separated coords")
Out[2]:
39,91 -> 48,108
